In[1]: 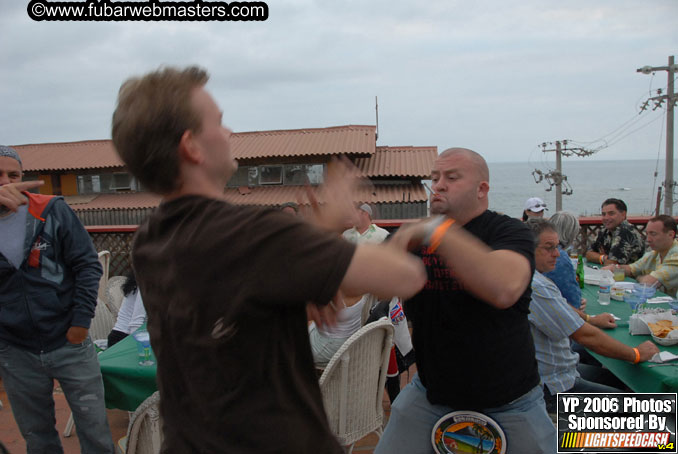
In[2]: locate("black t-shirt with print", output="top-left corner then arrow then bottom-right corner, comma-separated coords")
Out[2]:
404,210 -> 540,410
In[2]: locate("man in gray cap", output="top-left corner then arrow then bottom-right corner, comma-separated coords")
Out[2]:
342,203 -> 390,244
0,145 -> 115,453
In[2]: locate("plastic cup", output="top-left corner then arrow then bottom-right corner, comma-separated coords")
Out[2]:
132,330 -> 154,366
632,283 -> 655,300
624,293 -> 644,312
613,267 -> 625,282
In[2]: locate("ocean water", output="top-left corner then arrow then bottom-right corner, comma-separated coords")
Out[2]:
486,159 -> 673,217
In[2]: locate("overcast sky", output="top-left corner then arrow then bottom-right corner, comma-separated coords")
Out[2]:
0,0 -> 676,163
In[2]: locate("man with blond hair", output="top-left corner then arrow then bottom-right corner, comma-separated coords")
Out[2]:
111,66 -> 426,453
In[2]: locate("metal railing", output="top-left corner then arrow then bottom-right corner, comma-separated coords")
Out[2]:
87,216 -> 658,277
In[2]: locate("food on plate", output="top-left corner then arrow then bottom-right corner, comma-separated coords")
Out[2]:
647,320 -> 678,338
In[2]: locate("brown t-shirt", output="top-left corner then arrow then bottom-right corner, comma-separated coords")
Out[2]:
132,195 -> 355,453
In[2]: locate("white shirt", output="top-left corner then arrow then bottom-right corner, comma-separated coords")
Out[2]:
113,290 -> 147,334
342,224 -> 390,245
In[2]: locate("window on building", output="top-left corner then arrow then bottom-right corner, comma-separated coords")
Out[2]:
304,164 -> 325,185
259,165 -> 283,185
77,175 -> 101,194
77,173 -> 138,194
283,164 -> 325,185
111,173 -> 132,190
227,166 -> 250,188
248,167 -> 259,185
225,163 -> 326,188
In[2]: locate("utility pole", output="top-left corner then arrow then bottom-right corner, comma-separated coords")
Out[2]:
637,56 -> 677,215
533,140 -> 592,211
555,141 -> 563,211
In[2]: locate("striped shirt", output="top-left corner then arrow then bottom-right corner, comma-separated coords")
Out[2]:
528,271 -> 585,394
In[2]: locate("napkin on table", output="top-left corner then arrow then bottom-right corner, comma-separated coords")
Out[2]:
650,351 -> 678,363
646,296 -> 676,304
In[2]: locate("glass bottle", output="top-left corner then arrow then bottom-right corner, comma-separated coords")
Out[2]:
576,254 -> 585,289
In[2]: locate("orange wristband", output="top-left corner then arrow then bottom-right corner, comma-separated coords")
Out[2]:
599,254 -> 606,265
632,347 -> 640,364
428,219 -> 455,253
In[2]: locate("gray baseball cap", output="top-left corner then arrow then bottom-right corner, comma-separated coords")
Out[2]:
0,145 -> 21,168
359,203 -> 373,217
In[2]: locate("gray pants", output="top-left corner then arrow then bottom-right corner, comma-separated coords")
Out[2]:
0,338 -> 115,454
376,374 -> 558,454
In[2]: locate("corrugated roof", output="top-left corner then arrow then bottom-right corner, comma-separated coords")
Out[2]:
232,125 -> 376,160
65,184 -> 426,211
14,140 -> 124,172
66,192 -> 161,211
223,184 -> 427,206
356,146 -> 437,178
12,125 -> 377,172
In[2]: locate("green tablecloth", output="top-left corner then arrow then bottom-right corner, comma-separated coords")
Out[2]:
98,331 -> 158,411
582,276 -> 678,393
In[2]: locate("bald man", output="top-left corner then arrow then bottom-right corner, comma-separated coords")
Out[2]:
378,148 -> 556,454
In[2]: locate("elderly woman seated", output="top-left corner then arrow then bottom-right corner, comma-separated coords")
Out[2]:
543,211 -> 584,310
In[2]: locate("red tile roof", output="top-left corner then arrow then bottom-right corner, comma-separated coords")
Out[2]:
231,125 -> 376,160
65,184 -> 427,211
356,146 -> 437,178
13,140 -> 124,171
12,125 -> 377,172
223,184 -> 428,206
66,192 -> 161,211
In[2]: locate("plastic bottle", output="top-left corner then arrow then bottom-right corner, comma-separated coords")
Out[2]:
598,271 -> 614,306
576,255 -> 585,289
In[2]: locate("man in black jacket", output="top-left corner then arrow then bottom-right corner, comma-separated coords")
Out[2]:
0,145 -> 114,454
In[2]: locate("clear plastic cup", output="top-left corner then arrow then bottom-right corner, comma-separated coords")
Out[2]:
624,293 -> 644,313
613,267 -> 625,282
132,329 -> 154,366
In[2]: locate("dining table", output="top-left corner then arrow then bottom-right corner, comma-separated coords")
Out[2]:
98,329 -> 158,411
581,272 -> 678,394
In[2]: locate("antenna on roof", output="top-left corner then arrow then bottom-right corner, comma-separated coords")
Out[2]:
375,96 -> 379,142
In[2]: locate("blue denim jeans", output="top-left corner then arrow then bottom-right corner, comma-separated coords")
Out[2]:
544,363 -> 623,413
0,338 -> 115,454
375,374 -> 557,454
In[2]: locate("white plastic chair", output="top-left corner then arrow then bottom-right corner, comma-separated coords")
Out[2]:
319,318 -> 394,453
118,391 -> 162,454
105,275 -> 128,318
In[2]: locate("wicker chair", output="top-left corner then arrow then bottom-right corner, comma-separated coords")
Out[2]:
97,250 -> 111,301
118,391 -> 162,454
319,317 -> 394,453
105,275 -> 128,318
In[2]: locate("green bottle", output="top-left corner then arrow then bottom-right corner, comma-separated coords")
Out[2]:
576,254 -> 585,289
